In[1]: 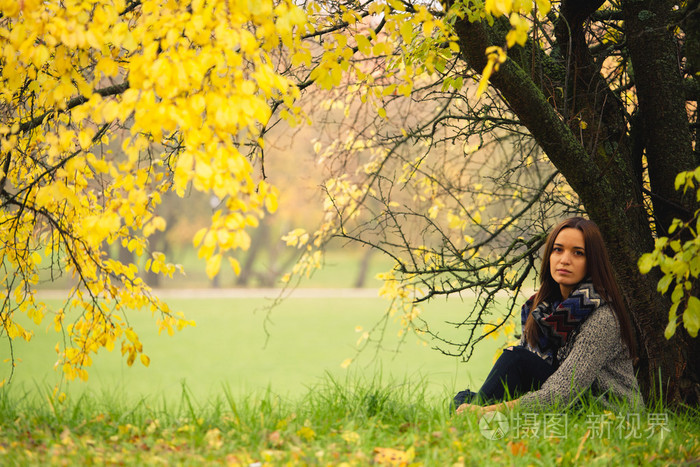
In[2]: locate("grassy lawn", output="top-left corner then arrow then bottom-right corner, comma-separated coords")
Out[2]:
2,294 -> 699,465
1,375 -> 698,465
4,295 -> 505,403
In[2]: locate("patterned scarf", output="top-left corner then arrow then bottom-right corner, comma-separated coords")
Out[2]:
521,279 -> 603,364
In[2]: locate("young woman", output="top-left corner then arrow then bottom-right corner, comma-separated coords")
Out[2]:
454,217 -> 643,415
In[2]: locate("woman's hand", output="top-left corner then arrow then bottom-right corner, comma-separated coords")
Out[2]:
455,403 -> 485,417
455,399 -> 520,416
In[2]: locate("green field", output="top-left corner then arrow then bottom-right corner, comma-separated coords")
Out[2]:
4,293 -> 699,466
3,294 -> 509,404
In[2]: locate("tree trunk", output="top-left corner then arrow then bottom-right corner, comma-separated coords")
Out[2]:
236,219 -> 271,287
145,228 -> 166,288
449,4 -> 699,405
353,247 -> 374,288
621,0 -> 700,404
622,0 -> 697,233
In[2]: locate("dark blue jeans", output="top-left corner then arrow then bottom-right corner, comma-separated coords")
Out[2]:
453,346 -> 556,408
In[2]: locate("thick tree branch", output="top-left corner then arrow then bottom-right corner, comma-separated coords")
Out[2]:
17,81 -> 130,136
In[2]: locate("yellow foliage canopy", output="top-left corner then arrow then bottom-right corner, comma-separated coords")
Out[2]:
0,0 -> 303,382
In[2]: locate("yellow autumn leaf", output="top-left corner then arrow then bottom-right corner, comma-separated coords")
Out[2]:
206,253 -> 222,279
228,256 -> 241,275
101,100 -> 120,123
373,446 -> 415,465
447,212 -> 463,229
355,34 -> 371,54
536,0 -> 552,15
204,428 -> 224,449
485,0 -> 513,17
125,328 -> 138,344
506,13 -> 529,47
475,46 -> 507,99
78,130 -> 93,150
400,21 -> 413,43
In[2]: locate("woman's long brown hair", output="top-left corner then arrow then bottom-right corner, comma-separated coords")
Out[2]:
523,217 -> 636,359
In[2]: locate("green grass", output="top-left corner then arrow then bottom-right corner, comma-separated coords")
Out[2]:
3,295 -> 506,403
1,374 -> 698,465
2,296 -> 699,465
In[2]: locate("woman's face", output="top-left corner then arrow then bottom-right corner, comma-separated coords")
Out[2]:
549,227 -> 587,299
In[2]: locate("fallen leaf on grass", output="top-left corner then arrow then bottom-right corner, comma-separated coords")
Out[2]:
573,429 -> 591,463
260,449 -> 286,462
373,446 -> 415,466
267,430 -> 283,447
224,453 -> 243,466
341,430 -> 360,444
296,425 -> 315,442
508,440 -> 528,456
59,428 -> 73,447
204,428 -> 223,450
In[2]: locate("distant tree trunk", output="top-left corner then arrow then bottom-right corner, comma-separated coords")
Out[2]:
236,219 -> 271,286
118,243 -> 133,266
353,248 -> 374,288
145,229 -> 167,288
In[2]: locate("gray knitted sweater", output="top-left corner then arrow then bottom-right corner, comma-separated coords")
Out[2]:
518,303 -> 644,411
